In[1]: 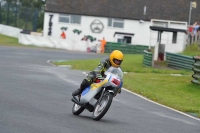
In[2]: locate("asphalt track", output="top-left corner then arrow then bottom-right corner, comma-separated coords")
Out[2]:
0,46 -> 199,133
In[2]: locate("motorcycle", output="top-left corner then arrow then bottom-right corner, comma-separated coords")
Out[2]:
71,66 -> 123,121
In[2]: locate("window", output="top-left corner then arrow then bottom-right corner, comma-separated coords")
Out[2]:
59,14 -> 81,24
117,38 -> 124,43
117,36 -> 132,44
152,21 -> 168,28
124,36 -> 132,43
172,32 -> 177,44
108,18 -> 124,28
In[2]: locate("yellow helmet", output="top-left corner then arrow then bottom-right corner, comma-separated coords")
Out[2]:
109,50 -> 124,67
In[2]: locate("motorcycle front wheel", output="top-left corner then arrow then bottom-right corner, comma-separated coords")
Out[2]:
92,92 -> 113,121
72,103 -> 85,115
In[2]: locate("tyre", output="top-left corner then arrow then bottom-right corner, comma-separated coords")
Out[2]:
72,103 -> 85,115
92,92 -> 113,121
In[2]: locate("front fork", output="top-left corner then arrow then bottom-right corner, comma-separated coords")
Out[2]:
96,88 -> 115,105
97,88 -> 106,105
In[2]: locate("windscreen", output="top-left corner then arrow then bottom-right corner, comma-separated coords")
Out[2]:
105,67 -> 123,79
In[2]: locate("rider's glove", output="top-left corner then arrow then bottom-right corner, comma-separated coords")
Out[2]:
96,74 -> 104,80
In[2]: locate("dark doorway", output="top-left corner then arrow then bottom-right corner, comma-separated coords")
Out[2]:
158,44 -> 165,61
124,36 -> 132,43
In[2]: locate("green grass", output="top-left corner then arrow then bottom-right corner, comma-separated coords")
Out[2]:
0,34 -> 42,48
180,43 -> 200,56
124,73 -> 200,116
54,55 -> 192,75
0,34 -> 21,46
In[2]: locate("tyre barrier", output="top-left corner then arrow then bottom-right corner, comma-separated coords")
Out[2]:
191,56 -> 200,85
143,50 -> 153,67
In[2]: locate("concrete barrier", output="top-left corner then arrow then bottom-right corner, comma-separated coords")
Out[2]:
0,24 -> 22,38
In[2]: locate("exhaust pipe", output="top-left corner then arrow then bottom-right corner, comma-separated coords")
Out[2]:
71,96 -> 92,108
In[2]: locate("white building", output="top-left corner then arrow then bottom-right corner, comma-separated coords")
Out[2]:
36,0 -> 189,58
0,0 -> 195,60
43,12 -> 151,46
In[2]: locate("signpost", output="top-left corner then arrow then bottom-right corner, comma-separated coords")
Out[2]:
188,1 -> 197,25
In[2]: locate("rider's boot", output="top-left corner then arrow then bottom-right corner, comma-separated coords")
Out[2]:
72,88 -> 83,96
72,79 -> 91,96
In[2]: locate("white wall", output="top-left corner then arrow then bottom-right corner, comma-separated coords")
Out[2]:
43,12 -> 151,46
0,24 -> 22,38
0,24 -> 98,52
150,31 -> 186,53
18,33 -> 94,52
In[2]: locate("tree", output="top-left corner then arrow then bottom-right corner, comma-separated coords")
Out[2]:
20,0 -> 45,10
1,0 -> 45,30
18,0 -> 45,30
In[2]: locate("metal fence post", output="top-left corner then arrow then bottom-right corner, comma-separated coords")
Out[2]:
32,9 -> 38,31
6,2 -> 10,25
14,2 -> 18,27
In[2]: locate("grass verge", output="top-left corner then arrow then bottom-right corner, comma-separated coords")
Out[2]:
0,34 -> 38,48
0,34 -> 21,46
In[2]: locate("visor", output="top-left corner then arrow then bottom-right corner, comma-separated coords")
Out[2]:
113,59 -> 122,65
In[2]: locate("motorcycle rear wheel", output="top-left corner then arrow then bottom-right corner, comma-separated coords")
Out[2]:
72,103 -> 85,115
92,92 -> 113,121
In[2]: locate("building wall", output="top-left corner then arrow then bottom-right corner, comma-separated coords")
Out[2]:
43,12 -> 151,46
150,19 -> 187,60
43,13 -> 188,54
150,31 -> 186,53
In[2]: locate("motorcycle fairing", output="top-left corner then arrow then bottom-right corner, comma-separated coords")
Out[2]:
82,86 -> 91,96
90,79 -> 108,90
80,79 -> 109,104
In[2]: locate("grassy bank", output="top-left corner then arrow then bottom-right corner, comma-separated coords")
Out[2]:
0,34 -> 21,46
181,43 -> 200,56
0,34 -> 40,48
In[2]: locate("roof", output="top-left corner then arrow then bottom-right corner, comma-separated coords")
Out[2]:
114,32 -> 134,37
150,26 -> 187,33
45,0 -> 200,23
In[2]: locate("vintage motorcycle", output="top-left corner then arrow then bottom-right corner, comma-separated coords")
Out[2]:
71,66 -> 123,121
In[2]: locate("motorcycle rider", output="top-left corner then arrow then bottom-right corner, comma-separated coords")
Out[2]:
72,50 -> 124,96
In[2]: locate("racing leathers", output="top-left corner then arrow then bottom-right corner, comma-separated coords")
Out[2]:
72,58 -> 122,96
